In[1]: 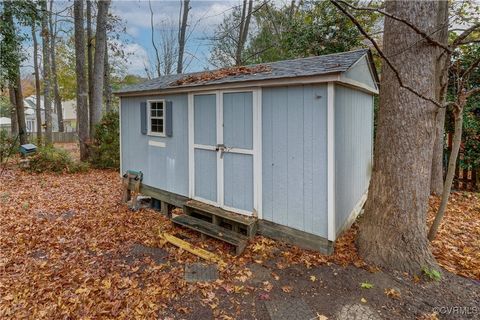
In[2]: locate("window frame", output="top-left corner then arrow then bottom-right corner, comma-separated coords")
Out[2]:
147,99 -> 166,137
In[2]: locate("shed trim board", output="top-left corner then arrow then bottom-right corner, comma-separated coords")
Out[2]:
187,88 -> 261,217
327,82 -> 336,241
116,73 -> 377,98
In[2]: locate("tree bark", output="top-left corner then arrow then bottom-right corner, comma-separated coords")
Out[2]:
104,41 -> 112,113
148,0 -> 161,77
177,0 -> 190,74
14,74 -> 27,145
430,0 -> 449,195
357,0 -> 440,274
32,23 -> 43,144
49,0 -> 64,132
235,0 -> 248,65
41,0 -> 52,145
8,86 -> 18,137
87,0 -> 93,134
91,0 -> 111,136
428,107 -> 463,240
74,0 -> 90,160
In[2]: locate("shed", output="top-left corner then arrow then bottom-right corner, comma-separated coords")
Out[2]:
116,49 -> 378,254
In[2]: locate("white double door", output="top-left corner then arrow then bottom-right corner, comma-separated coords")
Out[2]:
188,89 -> 261,216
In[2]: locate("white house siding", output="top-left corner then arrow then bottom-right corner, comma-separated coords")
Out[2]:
262,84 -> 329,238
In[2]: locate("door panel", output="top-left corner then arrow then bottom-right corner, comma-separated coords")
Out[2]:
194,149 -> 217,202
222,92 -> 254,213
223,153 -> 253,211
223,92 -> 253,149
193,94 -> 217,203
194,94 -> 216,145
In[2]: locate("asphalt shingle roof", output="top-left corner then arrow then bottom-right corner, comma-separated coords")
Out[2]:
116,49 -> 370,95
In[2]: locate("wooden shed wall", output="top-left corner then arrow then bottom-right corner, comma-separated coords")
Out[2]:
120,94 -> 189,196
262,84 -> 329,238
334,85 -> 373,234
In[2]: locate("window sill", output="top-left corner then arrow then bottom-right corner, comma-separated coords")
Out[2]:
147,132 -> 166,137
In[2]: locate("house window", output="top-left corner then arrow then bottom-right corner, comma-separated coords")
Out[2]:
148,100 -> 164,135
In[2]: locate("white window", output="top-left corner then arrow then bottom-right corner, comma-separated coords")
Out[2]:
148,100 -> 165,136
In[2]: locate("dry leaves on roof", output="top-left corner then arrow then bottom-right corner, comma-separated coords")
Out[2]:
172,65 -> 271,86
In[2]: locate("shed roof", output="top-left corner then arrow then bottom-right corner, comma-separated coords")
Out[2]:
116,49 -> 376,96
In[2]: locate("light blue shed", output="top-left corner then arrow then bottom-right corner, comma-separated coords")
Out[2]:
116,49 -> 378,254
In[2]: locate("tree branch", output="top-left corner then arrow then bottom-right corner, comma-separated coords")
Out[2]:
452,22 -> 480,46
335,0 -> 452,53
330,0 -> 444,109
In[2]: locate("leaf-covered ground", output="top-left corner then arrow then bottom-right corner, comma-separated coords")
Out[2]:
0,164 -> 479,319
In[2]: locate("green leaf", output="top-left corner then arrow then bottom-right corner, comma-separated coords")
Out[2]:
360,282 -> 374,289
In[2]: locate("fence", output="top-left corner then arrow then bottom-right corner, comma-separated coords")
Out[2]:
26,132 -> 78,143
446,133 -> 479,191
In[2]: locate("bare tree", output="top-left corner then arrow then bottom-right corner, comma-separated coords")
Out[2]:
235,0 -> 253,65
41,0 -> 52,145
148,0 -> 161,77
87,0 -> 93,132
430,1 -> 449,195
49,0 -> 64,132
177,0 -> 190,74
32,23 -> 42,144
91,0 -> 111,136
74,0 -> 89,160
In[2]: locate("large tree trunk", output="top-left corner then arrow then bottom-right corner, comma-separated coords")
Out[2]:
430,0 -> 449,195
177,0 -> 190,74
41,0 -> 52,145
49,0 -> 64,132
87,0 -> 93,134
357,1 -> 440,274
90,0 -> 111,136
74,0 -> 90,160
8,86 -> 18,136
104,41 -> 112,113
32,23 -> 43,144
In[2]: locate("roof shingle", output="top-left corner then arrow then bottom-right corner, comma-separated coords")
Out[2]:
116,49 -> 369,95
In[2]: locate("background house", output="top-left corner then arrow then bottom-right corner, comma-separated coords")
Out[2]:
23,96 -> 77,133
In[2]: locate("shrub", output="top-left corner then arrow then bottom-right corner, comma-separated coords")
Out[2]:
0,130 -> 19,164
89,111 -> 120,169
28,145 -> 89,174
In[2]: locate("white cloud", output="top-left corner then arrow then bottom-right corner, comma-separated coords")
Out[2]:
122,42 -> 151,75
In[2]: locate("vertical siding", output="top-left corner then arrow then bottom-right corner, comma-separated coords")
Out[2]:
120,94 -> 189,196
262,84 -> 328,238
334,85 -> 373,233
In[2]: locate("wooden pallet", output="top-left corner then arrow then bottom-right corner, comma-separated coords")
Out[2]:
172,214 -> 248,255
183,200 -> 258,238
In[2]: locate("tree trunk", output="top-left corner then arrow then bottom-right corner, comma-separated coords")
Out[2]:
104,41 -> 112,113
357,0 -> 440,274
148,0 -> 161,77
41,0 -> 52,145
430,0 -> 449,195
91,0 -> 111,136
177,0 -> 190,74
8,86 -> 18,137
428,108 -> 463,240
49,0 -> 64,132
14,74 -> 27,145
235,0 -> 248,65
74,0 -> 90,160
32,23 -> 43,144
87,0 -> 93,134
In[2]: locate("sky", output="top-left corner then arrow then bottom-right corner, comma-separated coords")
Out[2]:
110,0 -> 240,75
18,0 -> 243,78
